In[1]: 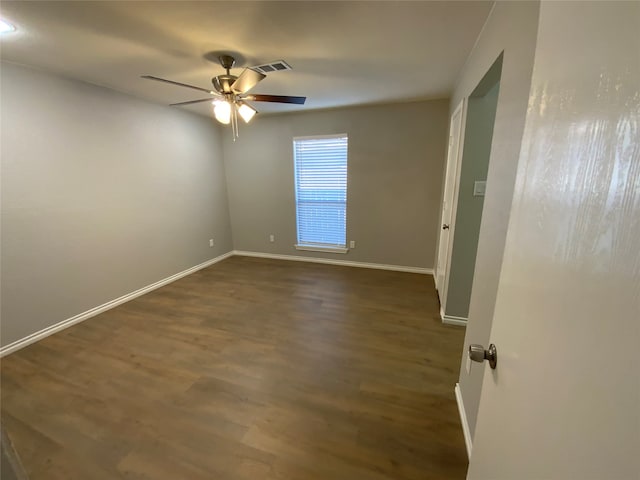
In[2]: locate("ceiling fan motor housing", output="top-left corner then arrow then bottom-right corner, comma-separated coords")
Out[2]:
212,74 -> 237,94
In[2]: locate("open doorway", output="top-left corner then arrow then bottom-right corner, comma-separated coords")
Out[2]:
437,55 -> 503,324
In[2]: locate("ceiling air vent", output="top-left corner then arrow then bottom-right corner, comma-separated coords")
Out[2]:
251,60 -> 292,75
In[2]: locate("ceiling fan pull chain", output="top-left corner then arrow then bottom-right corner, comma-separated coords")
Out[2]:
232,103 -> 238,141
235,107 -> 239,141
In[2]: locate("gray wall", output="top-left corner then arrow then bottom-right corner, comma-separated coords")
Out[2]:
0,62 -> 233,348
446,82 -> 500,318
223,101 -> 449,268
451,1 -> 540,439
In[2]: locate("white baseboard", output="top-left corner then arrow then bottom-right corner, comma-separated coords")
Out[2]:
440,306 -> 467,326
233,250 -> 434,275
455,383 -> 473,459
0,251 -> 234,357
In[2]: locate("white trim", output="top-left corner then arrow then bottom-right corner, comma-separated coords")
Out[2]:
233,250 -> 434,275
0,251 -> 234,357
293,133 -> 348,141
455,383 -> 473,459
440,306 -> 468,326
295,244 -> 348,254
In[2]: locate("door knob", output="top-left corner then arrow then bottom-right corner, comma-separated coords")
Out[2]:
469,343 -> 497,369
442,224 -> 450,230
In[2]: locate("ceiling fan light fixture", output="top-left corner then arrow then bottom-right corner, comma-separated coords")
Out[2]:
0,19 -> 16,34
213,100 -> 231,124
238,103 -> 257,123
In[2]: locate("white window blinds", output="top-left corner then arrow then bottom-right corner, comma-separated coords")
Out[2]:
293,135 -> 348,249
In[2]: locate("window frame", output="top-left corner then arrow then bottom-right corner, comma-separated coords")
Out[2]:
292,133 -> 349,254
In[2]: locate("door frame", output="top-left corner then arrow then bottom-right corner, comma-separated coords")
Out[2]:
435,98 -> 467,322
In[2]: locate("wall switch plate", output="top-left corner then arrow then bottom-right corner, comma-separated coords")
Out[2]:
349,240 -> 356,248
473,181 -> 487,197
209,239 -> 214,247
269,234 -> 275,243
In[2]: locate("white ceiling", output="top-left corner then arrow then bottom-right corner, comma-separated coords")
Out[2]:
0,1 -> 492,116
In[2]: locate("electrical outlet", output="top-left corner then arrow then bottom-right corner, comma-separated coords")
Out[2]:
269,234 -> 275,243
209,239 -> 214,247
350,240 -> 356,248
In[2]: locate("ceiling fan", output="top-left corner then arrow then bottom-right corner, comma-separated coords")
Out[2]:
142,55 -> 306,140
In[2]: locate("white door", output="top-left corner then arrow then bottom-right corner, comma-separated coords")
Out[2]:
435,100 -> 466,305
468,3 -> 639,479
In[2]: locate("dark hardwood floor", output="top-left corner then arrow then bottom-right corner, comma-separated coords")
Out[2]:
1,256 -> 467,479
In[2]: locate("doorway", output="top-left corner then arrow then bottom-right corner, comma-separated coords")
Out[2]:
438,55 -> 503,324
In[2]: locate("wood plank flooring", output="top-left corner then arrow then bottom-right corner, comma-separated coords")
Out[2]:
1,256 -> 467,479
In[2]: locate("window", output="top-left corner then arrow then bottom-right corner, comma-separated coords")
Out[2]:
293,134 -> 348,253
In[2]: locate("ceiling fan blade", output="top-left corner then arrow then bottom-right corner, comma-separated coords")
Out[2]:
170,98 -> 215,106
244,94 -> 306,105
141,75 -> 214,94
231,69 -> 266,94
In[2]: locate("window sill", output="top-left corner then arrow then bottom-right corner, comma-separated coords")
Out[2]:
295,244 -> 349,254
